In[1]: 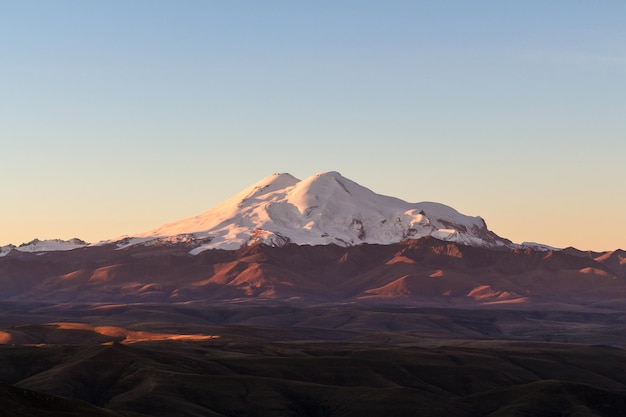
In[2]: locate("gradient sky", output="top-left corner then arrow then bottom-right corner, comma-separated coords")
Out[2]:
2,1 -> 625,251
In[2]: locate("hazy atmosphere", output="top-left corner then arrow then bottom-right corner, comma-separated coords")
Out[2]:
2,1 -> 624,251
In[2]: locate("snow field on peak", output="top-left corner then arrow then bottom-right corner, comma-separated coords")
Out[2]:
0,239 -> 88,256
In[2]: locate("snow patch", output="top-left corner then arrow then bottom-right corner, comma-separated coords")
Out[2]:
520,242 -> 561,252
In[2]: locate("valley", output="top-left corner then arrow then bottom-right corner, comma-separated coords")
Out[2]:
1,302 -> 626,416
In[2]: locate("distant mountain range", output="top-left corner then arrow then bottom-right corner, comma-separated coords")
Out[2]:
0,172 -> 624,307
0,236 -> 624,306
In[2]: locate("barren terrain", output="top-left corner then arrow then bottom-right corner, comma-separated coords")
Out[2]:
1,240 -> 626,415
1,302 -> 626,416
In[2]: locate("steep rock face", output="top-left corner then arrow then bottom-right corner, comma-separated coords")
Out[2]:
129,171 -> 511,252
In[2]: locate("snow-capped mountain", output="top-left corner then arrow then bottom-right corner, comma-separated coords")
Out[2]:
0,244 -> 15,257
127,171 -> 511,253
2,173 -> 624,306
0,239 -> 88,257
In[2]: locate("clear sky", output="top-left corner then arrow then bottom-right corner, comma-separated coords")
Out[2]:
2,1 -> 625,251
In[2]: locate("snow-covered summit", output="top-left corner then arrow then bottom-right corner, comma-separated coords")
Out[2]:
130,171 -> 511,253
0,239 -> 89,257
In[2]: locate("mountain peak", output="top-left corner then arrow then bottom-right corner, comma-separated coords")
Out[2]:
131,171 -> 511,253
314,170 -> 344,179
0,239 -> 88,257
235,172 -> 300,203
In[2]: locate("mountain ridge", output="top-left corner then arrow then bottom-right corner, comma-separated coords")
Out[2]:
1,237 -> 625,307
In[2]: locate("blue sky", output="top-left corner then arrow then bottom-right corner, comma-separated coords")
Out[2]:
2,1 -> 625,250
